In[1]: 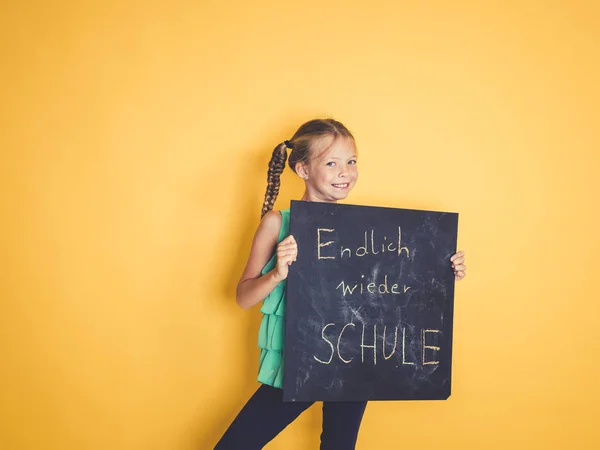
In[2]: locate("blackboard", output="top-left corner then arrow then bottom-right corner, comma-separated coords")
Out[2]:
283,200 -> 458,402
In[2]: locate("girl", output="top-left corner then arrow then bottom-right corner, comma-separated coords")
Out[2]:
214,118 -> 467,449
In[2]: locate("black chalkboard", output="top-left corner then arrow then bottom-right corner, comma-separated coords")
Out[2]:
283,200 -> 458,402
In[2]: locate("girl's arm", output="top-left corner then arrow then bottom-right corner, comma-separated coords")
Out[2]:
236,211 -> 297,309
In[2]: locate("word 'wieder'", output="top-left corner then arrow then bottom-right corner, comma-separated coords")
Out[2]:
314,323 -> 441,367
336,274 -> 411,297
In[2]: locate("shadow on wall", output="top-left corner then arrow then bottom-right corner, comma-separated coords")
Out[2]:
194,127 -> 322,449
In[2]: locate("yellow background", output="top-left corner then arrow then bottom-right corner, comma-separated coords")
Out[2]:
1,1 -> 599,449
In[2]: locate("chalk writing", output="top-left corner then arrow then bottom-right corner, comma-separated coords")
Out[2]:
336,274 -> 411,297
313,323 -> 441,368
317,227 -> 410,260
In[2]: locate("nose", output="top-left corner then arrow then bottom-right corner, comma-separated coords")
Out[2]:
339,165 -> 349,178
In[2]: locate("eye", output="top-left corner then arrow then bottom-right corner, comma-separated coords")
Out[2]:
326,161 -> 336,167
348,159 -> 357,165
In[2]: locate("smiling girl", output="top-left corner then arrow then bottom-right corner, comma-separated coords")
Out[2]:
214,118 -> 467,449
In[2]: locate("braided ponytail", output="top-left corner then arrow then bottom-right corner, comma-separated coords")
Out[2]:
261,143 -> 288,218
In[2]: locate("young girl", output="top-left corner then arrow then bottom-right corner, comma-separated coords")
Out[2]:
214,118 -> 467,449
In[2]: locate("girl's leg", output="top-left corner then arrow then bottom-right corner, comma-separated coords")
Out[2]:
320,400 -> 368,450
214,384 -> 313,450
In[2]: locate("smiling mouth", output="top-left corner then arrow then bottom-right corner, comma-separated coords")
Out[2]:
332,183 -> 349,189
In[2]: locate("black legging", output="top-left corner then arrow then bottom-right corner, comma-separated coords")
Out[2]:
214,384 -> 368,449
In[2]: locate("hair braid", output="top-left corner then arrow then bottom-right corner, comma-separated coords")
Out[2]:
261,143 -> 288,218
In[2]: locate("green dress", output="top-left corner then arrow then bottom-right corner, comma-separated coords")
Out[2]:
257,208 -> 290,388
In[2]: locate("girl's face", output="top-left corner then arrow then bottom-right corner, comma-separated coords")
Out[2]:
298,137 -> 358,203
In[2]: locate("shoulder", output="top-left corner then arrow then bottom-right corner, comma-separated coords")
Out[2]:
260,210 -> 282,233
254,210 -> 282,244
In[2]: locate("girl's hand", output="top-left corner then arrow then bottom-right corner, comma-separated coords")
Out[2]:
274,235 -> 298,281
450,250 -> 467,281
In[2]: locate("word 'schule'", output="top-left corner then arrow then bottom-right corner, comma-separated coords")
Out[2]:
313,323 -> 441,367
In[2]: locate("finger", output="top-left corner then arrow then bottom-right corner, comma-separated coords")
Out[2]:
277,247 -> 297,256
452,256 -> 464,265
453,264 -> 466,272
277,260 -> 292,270
277,254 -> 296,264
282,235 -> 296,244
450,251 -> 464,261
278,236 -> 293,246
278,240 -> 298,249
278,256 -> 295,265
278,244 -> 297,253
280,256 -> 295,266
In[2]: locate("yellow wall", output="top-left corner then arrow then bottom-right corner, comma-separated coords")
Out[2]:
1,1 -> 599,449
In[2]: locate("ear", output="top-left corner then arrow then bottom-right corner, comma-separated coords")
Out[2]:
295,161 -> 309,180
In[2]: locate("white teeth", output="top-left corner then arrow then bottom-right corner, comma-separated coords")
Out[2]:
332,183 -> 349,188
